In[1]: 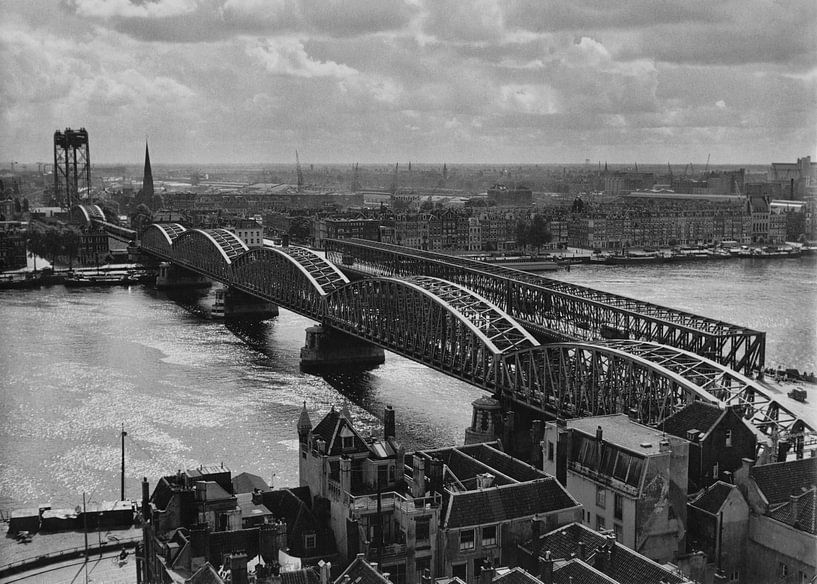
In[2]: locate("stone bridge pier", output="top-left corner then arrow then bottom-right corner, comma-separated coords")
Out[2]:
300,324 -> 385,370
218,287 -> 279,320
155,262 -> 210,290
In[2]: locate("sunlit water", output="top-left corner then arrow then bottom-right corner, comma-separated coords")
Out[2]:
0,255 -> 814,511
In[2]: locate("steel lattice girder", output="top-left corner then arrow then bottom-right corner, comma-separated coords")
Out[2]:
323,277 -> 536,385
276,246 -> 349,294
323,238 -> 765,373
172,228 -> 247,281
230,247 -> 348,320
141,223 -> 187,259
71,204 -> 105,226
496,343 -> 721,425
93,220 -> 136,243
602,340 -> 814,439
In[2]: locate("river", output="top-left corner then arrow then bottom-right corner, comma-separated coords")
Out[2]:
0,256 -> 814,512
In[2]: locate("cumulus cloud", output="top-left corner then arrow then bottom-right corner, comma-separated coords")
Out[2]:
1,0 -> 815,163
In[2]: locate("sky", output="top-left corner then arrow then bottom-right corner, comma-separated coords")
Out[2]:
1,0 -> 816,166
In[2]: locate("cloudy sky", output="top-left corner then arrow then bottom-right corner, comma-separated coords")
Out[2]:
1,0 -> 815,165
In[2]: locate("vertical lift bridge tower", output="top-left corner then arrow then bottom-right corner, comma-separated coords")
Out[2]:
53,127 -> 91,209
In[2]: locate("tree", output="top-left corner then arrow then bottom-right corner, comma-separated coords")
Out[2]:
516,215 -> 552,254
288,216 -> 312,242
63,227 -> 81,269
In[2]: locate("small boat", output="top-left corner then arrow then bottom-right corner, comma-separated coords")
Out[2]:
0,275 -> 41,289
63,273 -> 135,287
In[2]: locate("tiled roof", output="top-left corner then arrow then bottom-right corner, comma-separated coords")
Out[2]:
768,487 -> 817,535
282,566 -> 321,584
458,443 -> 545,482
493,567 -> 542,584
187,562 -> 225,584
659,402 -> 724,439
232,472 -> 270,494
444,449 -> 515,487
690,481 -> 735,515
199,481 -> 233,502
531,523 -> 689,584
311,407 -> 370,456
312,407 -> 342,444
445,478 -> 577,529
337,556 -> 393,584
552,559 -> 618,584
750,457 -> 817,505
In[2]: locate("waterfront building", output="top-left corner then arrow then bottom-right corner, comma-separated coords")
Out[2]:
314,217 -> 381,247
0,220 -> 28,270
298,404 -> 582,584
733,457 -> 817,584
769,156 -> 817,200
660,402 -> 757,492
541,415 -> 689,564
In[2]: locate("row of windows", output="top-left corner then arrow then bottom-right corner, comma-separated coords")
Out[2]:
459,525 -> 497,550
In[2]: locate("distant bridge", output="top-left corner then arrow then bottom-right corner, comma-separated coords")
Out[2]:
130,221 -> 808,445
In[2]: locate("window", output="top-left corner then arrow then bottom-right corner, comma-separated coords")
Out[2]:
614,493 -> 623,520
482,525 -> 497,547
459,529 -> 475,551
596,486 -> 606,509
415,516 -> 430,545
342,435 -> 355,450
613,523 -> 623,542
452,563 -> 467,580
779,563 -> 789,577
725,429 -> 732,447
596,515 -> 605,531
304,533 -> 316,550
548,441 -> 554,461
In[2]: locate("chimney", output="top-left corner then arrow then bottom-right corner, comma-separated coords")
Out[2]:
778,440 -> 791,462
789,491 -> 800,525
577,541 -> 585,560
370,562 -> 378,573
478,559 -> 495,584
538,551 -> 554,584
384,406 -> 396,440
686,429 -> 700,442
595,426 -> 603,442
530,518 -> 540,542
627,408 -> 639,421
141,477 -> 150,520
319,560 -> 332,584
659,439 -> 671,453
427,457 -> 444,492
340,456 -> 352,493
229,552 -> 248,584
476,473 -> 495,490
421,568 -> 432,584
413,455 -> 426,497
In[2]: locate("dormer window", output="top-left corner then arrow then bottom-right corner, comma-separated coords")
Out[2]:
342,435 -> 355,450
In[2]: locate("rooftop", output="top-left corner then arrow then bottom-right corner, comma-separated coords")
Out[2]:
567,415 -> 674,455
689,481 -> 736,515
750,457 -> 817,505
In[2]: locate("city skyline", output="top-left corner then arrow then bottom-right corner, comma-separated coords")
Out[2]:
2,0 -> 816,166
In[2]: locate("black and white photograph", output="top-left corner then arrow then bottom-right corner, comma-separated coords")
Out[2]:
0,1 -> 815,583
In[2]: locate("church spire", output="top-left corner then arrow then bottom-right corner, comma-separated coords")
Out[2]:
142,141 -> 154,200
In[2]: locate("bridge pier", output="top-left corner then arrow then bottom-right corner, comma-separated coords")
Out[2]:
216,287 -> 278,320
300,324 -> 385,370
155,262 -> 210,290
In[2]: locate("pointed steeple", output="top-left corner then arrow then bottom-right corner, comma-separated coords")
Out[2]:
142,141 -> 154,199
297,401 -> 312,443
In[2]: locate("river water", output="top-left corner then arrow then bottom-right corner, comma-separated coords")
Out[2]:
0,256 -> 814,512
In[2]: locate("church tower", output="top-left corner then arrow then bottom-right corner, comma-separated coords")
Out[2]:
142,141 -> 154,200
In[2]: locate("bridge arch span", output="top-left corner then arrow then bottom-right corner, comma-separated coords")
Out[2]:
601,339 -> 811,438
230,246 -> 348,319
172,228 -> 247,281
323,276 -> 538,385
70,204 -> 105,226
141,223 -> 187,259
498,342 -> 721,426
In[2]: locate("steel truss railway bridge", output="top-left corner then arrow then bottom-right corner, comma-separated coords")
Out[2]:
117,219 -> 809,450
